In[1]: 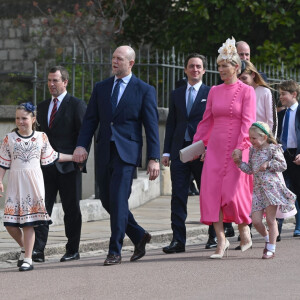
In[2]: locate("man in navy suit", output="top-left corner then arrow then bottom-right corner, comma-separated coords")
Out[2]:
277,80 -> 300,238
73,45 -> 160,265
161,53 -> 210,253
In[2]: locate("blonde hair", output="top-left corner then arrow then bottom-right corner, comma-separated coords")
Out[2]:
217,52 -> 241,74
250,121 -> 277,144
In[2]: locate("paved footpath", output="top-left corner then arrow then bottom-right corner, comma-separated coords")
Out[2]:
0,196 -> 300,300
0,196 -> 206,266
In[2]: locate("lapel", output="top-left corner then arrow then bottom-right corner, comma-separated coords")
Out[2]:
175,86 -> 187,116
50,93 -> 70,129
189,84 -> 207,117
38,99 -> 51,131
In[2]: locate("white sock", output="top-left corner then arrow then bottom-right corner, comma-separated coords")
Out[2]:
266,243 -> 276,254
19,248 -> 25,260
23,258 -> 32,265
263,235 -> 269,243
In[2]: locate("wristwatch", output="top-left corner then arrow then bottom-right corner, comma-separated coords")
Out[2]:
149,157 -> 160,162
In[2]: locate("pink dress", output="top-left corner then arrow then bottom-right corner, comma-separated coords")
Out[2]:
193,80 -> 256,225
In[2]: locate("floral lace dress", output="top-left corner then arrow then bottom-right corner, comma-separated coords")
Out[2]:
239,144 -> 296,218
0,131 -> 58,227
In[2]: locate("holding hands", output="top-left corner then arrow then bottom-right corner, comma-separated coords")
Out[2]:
232,149 -> 242,166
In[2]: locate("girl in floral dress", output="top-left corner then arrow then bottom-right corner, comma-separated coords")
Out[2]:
0,102 -> 74,271
237,122 -> 296,259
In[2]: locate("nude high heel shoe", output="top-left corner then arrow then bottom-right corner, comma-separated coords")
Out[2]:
210,239 -> 230,259
240,226 -> 252,252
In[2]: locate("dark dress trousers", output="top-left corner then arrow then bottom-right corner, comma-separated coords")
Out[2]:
76,74 -> 160,255
277,106 -> 300,206
163,84 -> 210,244
34,93 -> 87,253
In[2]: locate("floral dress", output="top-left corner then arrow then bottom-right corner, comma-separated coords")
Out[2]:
239,144 -> 296,218
0,131 -> 58,227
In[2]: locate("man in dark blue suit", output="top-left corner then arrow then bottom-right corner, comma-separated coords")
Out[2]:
161,54 -> 210,253
73,45 -> 160,265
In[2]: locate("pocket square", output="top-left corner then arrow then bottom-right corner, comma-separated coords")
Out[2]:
201,99 -> 206,102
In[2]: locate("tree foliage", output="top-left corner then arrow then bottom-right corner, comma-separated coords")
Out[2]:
118,0 -> 300,68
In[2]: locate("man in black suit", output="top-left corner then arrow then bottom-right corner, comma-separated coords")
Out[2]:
73,46 -> 160,266
277,80 -> 300,237
32,66 -> 87,262
162,53 -> 210,253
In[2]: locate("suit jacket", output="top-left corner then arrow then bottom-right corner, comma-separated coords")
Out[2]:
76,74 -> 160,166
277,105 -> 300,155
37,93 -> 87,173
163,83 -> 211,160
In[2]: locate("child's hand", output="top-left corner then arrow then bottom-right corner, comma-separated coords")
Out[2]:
259,161 -> 269,171
232,149 -> 242,164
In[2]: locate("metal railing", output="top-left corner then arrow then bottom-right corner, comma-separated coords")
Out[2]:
32,44 -> 300,107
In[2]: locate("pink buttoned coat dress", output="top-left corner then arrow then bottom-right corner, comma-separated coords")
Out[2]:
193,80 -> 256,225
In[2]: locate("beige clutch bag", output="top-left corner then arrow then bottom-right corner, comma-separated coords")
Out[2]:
179,140 -> 205,163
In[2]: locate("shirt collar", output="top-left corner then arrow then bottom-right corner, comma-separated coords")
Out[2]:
114,73 -> 132,84
289,102 -> 298,111
187,81 -> 202,92
52,90 -> 67,102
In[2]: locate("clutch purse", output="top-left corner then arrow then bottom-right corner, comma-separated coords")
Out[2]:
179,140 -> 205,163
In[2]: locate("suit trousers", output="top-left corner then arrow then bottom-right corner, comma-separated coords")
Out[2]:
97,142 -> 145,255
34,164 -> 82,253
283,149 -> 300,206
170,149 -> 203,245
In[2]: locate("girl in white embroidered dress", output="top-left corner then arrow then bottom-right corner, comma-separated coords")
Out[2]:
0,102 -> 74,271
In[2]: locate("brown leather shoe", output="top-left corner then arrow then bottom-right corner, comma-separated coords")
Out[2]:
104,254 -> 122,266
130,231 -> 151,262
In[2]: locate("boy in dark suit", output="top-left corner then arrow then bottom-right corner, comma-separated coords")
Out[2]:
277,80 -> 300,237
161,54 -> 210,253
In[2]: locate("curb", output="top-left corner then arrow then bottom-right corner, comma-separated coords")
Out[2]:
0,226 -> 208,262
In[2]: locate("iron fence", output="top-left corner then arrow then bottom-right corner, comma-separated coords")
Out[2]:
32,44 -> 300,107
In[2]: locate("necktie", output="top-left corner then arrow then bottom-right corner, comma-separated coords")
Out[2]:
49,98 -> 58,128
282,108 -> 290,151
111,79 -> 122,114
186,86 -> 194,116
185,87 -> 195,141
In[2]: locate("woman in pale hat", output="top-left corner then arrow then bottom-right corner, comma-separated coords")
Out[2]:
193,37 -> 256,258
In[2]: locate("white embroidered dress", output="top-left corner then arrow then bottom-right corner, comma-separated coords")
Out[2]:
0,131 -> 58,227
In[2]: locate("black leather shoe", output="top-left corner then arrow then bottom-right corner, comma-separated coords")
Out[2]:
130,231 -> 152,261
163,240 -> 185,254
205,237 -> 217,249
60,252 -> 80,262
224,227 -> 235,237
235,245 -> 241,250
276,234 -> 281,242
32,250 -> 45,263
19,262 -> 34,271
104,254 -> 122,266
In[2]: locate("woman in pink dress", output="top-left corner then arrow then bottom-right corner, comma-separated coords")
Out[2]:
193,37 -> 256,258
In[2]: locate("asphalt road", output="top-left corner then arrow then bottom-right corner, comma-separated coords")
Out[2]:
0,229 -> 299,300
